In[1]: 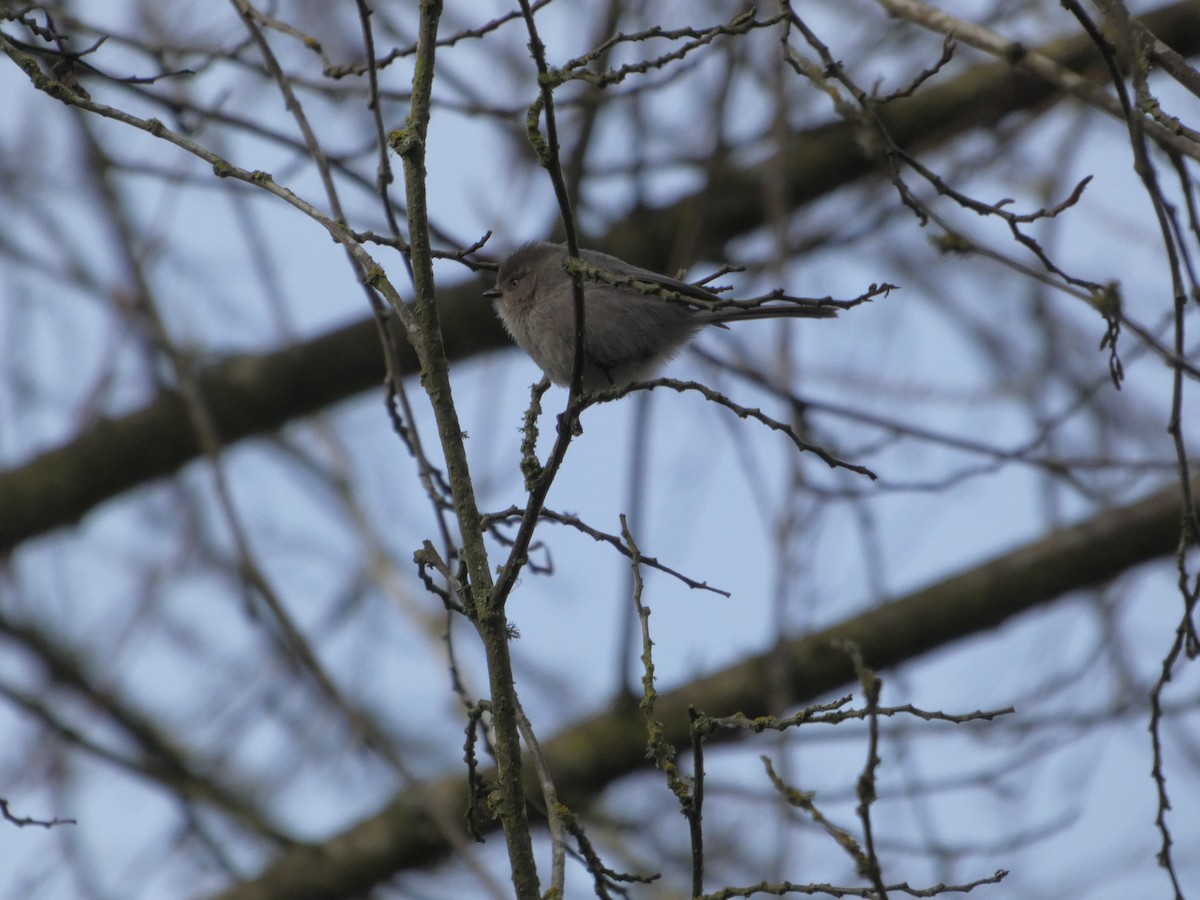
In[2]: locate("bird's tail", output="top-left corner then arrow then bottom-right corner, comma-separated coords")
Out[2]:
701,304 -> 838,324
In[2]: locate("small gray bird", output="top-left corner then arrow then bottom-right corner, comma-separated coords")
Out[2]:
483,242 -> 837,391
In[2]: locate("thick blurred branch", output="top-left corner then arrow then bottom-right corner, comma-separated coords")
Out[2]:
603,0 -> 1200,263
2,0 -> 1198,553
211,474 -> 1197,900
0,298 -> 501,553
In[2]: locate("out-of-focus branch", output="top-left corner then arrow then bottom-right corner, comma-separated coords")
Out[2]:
603,0 -> 1200,264
0,293 -> 503,554
210,475 -> 1197,900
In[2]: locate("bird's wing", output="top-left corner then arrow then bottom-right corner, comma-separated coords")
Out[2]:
578,248 -> 720,305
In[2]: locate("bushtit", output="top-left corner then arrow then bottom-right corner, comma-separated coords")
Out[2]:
483,242 -> 837,391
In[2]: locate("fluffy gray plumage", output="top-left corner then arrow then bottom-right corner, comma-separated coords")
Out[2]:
483,242 -> 836,390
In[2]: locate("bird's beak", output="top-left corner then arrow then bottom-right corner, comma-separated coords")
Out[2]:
482,288 -> 501,300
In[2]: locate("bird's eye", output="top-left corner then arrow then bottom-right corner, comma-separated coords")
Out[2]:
508,277 -> 520,288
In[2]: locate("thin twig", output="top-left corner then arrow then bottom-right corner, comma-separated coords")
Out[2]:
583,378 -> 877,479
